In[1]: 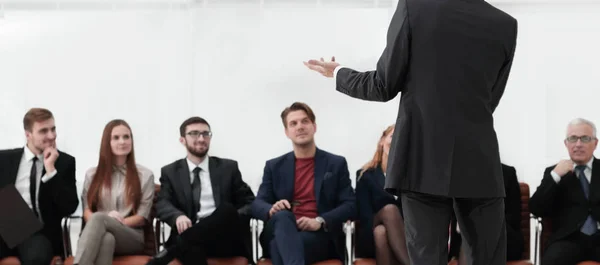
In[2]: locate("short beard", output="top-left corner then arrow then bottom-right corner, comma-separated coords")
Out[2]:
187,144 -> 208,159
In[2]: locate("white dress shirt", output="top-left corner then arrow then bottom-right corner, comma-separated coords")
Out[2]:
14,146 -> 58,219
187,157 -> 216,220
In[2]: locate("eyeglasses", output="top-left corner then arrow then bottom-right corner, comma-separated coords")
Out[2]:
565,135 -> 596,143
187,131 -> 212,139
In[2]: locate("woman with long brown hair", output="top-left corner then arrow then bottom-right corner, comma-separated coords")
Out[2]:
73,119 -> 155,265
355,124 -> 410,265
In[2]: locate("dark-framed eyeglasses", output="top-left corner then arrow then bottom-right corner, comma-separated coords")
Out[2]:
565,135 -> 596,143
187,130 -> 212,139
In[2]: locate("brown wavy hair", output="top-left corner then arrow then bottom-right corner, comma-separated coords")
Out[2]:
87,119 -> 141,214
359,124 -> 395,178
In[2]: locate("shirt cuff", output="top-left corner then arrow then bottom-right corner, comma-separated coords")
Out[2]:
41,169 -> 57,183
333,66 -> 344,79
550,171 -> 561,183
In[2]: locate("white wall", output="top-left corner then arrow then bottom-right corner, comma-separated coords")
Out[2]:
0,3 -> 400,198
1,0 -> 600,260
1,0 -> 599,219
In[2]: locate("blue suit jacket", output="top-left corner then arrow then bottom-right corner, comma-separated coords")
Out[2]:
252,148 -> 356,236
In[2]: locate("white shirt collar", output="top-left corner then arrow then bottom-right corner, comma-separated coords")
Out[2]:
187,156 -> 209,173
574,157 -> 594,171
24,146 -> 42,162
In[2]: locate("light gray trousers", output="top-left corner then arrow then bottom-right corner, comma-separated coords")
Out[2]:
73,212 -> 145,265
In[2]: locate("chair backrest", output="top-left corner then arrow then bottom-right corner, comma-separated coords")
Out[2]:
141,184 -> 161,256
539,217 -> 553,257
519,182 -> 531,260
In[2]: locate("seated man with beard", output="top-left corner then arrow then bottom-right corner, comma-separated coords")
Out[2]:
147,117 -> 256,265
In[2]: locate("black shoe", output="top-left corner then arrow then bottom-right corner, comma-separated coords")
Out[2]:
145,249 -> 174,265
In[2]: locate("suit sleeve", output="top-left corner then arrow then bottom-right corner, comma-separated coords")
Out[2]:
49,156 -> 79,217
252,161 -> 277,222
156,167 -> 186,227
529,167 -> 559,218
321,158 -> 357,229
504,166 -> 522,231
335,0 -> 410,102
230,161 -> 256,217
490,19 -> 518,112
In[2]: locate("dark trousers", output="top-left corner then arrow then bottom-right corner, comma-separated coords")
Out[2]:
259,211 -> 336,265
170,203 -> 248,265
542,232 -> 600,265
0,231 -> 53,265
401,191 -> 506,265
449,215 -> 524,261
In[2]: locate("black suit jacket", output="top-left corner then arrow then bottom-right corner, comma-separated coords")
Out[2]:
0,148 -> 79,257
449,164 -> 524,260
529,158 -> 600,247
335,0 -> 518,198
155,156 -> 255,259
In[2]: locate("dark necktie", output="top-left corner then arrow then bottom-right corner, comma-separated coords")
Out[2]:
30,156 -> 39,217
577,165 -> 597,235
192,167 -> 201,213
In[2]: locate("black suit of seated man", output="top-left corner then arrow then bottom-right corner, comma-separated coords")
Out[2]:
0,108 -> 79,265
530,118 -> 600,265
147,117 -> 256,265
449,163 -> 524,263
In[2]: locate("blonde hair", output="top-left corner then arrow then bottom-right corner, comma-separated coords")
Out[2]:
359,124 -> 395,178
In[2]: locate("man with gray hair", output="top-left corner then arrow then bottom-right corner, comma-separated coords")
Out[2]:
530,118 -> 600,264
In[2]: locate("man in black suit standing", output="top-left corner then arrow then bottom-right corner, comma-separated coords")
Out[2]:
147,117 -> 256,265
0,108 -> 79,265
304,0 -> 518,264
530,118 -> 600,265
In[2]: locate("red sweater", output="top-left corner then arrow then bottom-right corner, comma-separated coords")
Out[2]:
292,157 -> 318,220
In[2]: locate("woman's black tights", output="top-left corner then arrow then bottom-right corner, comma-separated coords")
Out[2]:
372,204 -> 411,265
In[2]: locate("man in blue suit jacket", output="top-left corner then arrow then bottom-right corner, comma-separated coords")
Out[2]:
252,102 -> 356,265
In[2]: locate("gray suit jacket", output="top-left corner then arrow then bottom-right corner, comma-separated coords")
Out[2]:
335,0 -> 518,198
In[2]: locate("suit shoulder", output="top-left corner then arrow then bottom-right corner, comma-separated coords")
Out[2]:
162,159 -> 183,172
210,156 -> 238,167
320,150 -> 347,164
501,164 -> 516,173
543,164 -> 557,174
266,152 -> 293,165
0,148 -> 22,157
357,167 -> 380,181
478,0 -> 515,21
58,150 -> 75,161
357,166 -> 378,176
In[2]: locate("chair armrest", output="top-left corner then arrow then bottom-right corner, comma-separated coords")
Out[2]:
343,221 -> 354,265
152,218 -> 161,253
255,219 -> 264,260
250,218 -> 258,264
154,219 -> 168,251
61,215 -> 81,258
531,214 -> 542,265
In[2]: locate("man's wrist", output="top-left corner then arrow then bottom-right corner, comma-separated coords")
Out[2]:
315,216 -> 327,231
